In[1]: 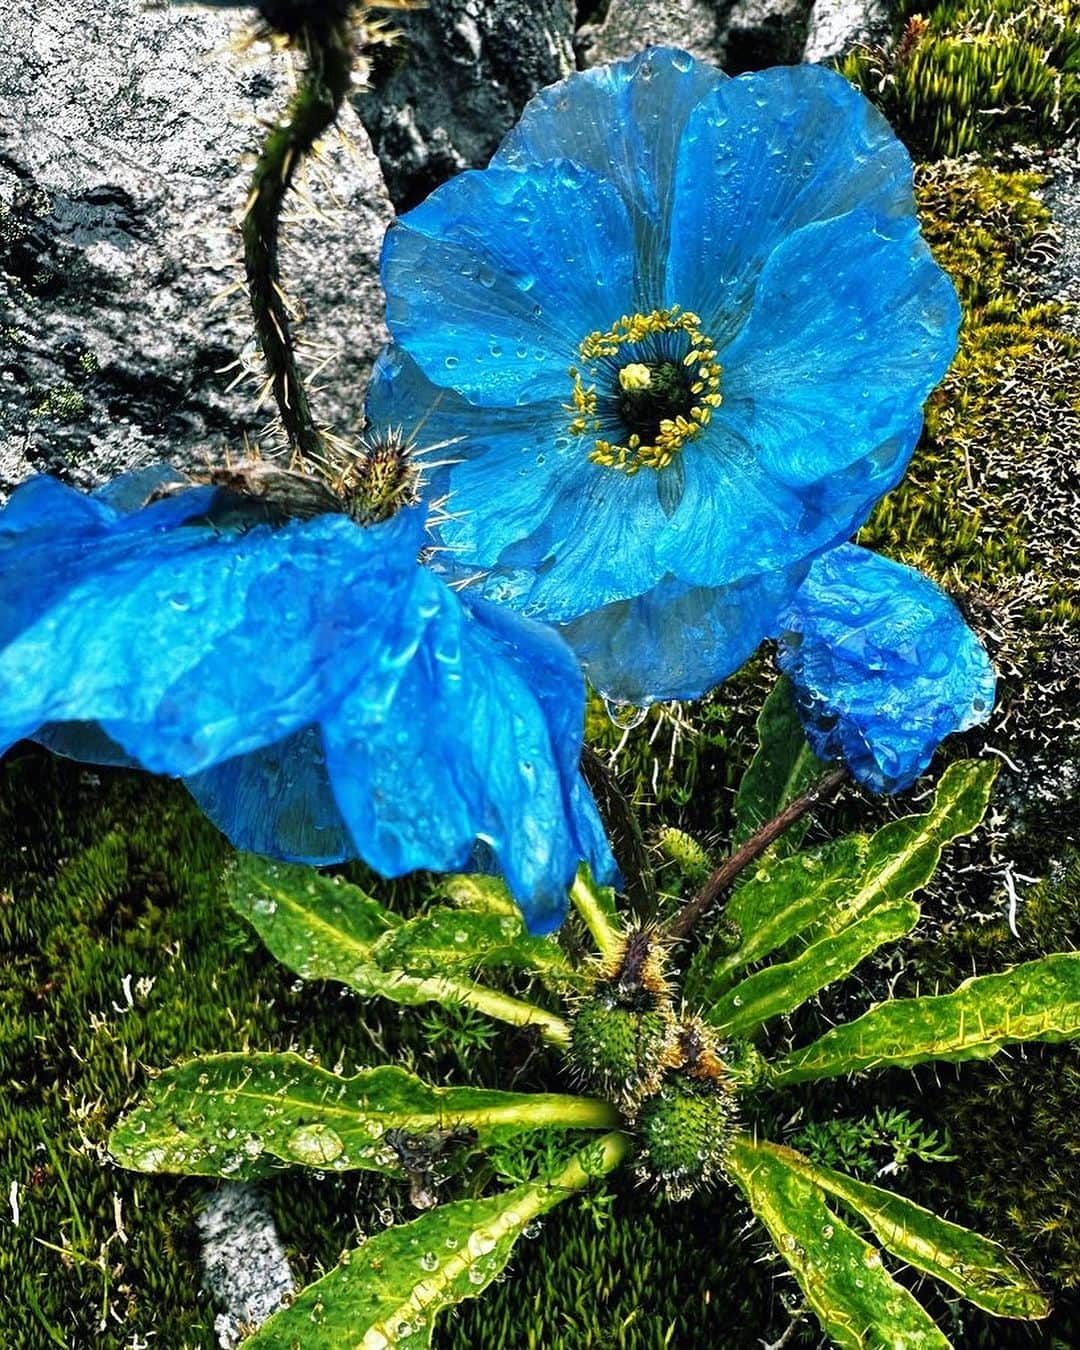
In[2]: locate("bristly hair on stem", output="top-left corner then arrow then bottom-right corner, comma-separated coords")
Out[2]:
242,13 -> 355,461
666,765 -> 850,944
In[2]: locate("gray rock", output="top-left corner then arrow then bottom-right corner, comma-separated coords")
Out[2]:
724,0 -> 814,69
0,0 -> 392,493
355,0 -> 575,210
196,1183 -> 295,1348
578,0 -> 728,67
802,0 -> 890,64
578,0 -> 815,73
1043,139 -> 1080,329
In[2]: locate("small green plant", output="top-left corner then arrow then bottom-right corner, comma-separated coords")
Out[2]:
109,693 -> 1080,1348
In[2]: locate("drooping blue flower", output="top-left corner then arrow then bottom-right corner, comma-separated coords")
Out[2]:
775,544 -> 996,793
370,49 -> 961,704
0,470 -> 615,932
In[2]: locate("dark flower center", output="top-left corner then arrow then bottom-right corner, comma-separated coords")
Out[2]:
566,306 -> 723,475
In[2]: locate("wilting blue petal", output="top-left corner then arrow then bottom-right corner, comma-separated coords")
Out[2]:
0,474 -> 612,931
775,545 -> 996,793
494,46 -> 725,310
383,161 -> 636,406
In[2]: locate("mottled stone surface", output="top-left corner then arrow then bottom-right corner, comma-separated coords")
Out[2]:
0,0 -> 391,493
578,0 -> 814,73
356,0 -> 576,210
802,0 -> 890,63
1043,139 -> 1080,329
724,0 -> 814,69
578,0 -> 728,66
196,1183 -> 294,1348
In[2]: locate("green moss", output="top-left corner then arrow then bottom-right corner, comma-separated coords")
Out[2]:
0,751 -> 510,1347
841,0 -> 1080,160
30,384 -> 87,422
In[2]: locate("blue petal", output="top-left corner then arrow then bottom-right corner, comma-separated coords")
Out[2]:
775,545 -> 996,793
559,566 -> 807,705
383,160 -> 637,406
665,65 -> 917,346
494,46 -> 725,310
719,207 -> 959,490
185,725 -> 356,864
368,345 -> 670,617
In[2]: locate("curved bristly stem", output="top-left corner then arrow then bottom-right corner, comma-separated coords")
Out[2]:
667,765 -> 851,943
243,16 -> 353,460
570,869 -> 624,966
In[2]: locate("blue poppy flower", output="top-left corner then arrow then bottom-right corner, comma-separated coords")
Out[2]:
0,470 -> 615,932
775,544 -> 996,793
370,48 -> 961,704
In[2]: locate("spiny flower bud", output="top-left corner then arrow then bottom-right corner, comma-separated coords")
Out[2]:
634,1073 -> 738,1201
656,826 -> 711,882
338,426 -> 419,525
673,1016 -> 727,1083
569,997 -> 679,1110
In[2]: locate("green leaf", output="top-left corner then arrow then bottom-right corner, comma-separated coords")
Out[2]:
726,1135 -> 950,1349
706,898 -> 920,1037
243,1131 -> 631,1349
732,676 -> 821,851
756,1142 -> 1048,1319
772,952 -> 1080,1084
227,855 -> 572,1044
691,760 -> 996,1004
110,1053 -> 618,1180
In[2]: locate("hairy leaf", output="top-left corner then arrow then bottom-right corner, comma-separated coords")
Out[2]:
691,760 -> 996,1004
110,1053 -> 617,1180
707,898 -> 919,1036
726,1135 -> 950,1349
732,676 -> 821,850
244,1132 -> 631,1349
772,953 -> 1080,1083
227,854 -> 573,1042
756,1142 -> 1048,1319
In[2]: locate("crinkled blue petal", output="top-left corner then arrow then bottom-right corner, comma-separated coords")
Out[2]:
775,545 -> 996,793
665,65 -> 917,347
0,474 -> 610,930
383,160 -> 636,407
323,582 -> 616,934
558,565 -> 807,706
494,46 -> 726,310
717,207 -> 959,490
0,501 -> 426,772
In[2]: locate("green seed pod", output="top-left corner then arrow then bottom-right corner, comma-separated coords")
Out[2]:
569,998 -> 678,1109
635,1076 -> 737,1201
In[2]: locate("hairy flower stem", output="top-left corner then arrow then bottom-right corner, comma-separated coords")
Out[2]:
243,17 -> 353,459
580,745 -> 657,922
667,765 -> 850,943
